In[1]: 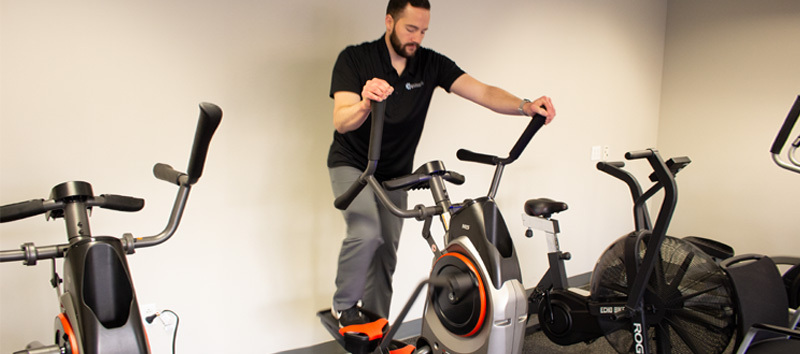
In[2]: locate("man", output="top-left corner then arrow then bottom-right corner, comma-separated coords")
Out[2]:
328,0 -> 556,327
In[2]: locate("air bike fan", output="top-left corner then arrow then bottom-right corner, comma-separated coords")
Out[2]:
590,234 -> 736,353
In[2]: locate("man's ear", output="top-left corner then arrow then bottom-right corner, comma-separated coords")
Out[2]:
385,13 -> 394,32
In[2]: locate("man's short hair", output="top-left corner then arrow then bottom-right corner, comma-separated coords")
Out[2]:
386,0 -> 431,19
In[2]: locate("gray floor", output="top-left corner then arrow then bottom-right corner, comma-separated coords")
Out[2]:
276,323 -> 616,354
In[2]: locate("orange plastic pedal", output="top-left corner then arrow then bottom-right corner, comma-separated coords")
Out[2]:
389,344 -> 416,354
339,318 -> 388,341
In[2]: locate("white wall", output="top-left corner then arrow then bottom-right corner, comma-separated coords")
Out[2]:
658,0 -> 800,255
1,0 -> 671,352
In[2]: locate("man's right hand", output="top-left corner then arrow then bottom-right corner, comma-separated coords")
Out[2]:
361,78 -> 394,103
333,78 -> 394,134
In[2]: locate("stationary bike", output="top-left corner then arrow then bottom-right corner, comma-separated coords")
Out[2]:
0,102 -> 222,354
770,95 -> 800,309
524,96 -> 800,353
318,101 -> 548,354
524,149 -> 738,353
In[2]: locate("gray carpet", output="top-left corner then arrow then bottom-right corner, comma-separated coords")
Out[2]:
523,330 -> 616,354
277,324 -> 618,354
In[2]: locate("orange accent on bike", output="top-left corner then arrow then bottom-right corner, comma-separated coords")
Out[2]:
390,344 -> 416,354
338,318 -> 388,341
58,313 -> 80,354
144,325 -> 151,352
437,251 -> 487,337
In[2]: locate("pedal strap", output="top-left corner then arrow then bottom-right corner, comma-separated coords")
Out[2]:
339,318 -> 388,341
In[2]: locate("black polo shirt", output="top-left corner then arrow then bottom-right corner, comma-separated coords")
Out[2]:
327,35 -> 466,182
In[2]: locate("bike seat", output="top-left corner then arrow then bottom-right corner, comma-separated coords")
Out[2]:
524,198 -> 568,218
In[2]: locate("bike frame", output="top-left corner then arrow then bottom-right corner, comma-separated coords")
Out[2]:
770,95 -> 800,174
0,102 -> 222,354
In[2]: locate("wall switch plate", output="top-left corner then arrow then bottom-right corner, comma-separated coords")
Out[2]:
591,146 -> 609,161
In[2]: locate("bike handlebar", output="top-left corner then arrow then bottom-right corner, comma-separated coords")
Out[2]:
770,95 -> 800,155
186,102 -> 223,185
456,149 -> 497,165
456,113 -> 547,166
334,101 -> 386,211
383,170 -> 466,191
333,176 -> 368,211
0,199 -> 51,223
0,195 -> 144,224
334,100 -> 547,216
98,194 -> 146,212
153,163 -> 186,185
1,102 -> 222,263
625,149 -> 655,160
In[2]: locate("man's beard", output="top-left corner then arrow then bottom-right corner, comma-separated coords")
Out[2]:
390,28 -> 418,59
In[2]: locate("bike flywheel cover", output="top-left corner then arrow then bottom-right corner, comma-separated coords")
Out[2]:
429,251 -> 487,337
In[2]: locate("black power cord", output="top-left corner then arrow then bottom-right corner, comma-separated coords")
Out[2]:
145,309 -> 179,354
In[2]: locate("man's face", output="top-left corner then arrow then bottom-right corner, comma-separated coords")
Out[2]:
386,4 -> 429,58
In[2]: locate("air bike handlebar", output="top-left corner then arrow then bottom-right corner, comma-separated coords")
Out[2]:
334,100 -> 547,217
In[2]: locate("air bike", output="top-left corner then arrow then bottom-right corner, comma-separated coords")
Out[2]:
1,103 -> 222,354
318,100 -> 547,354
523,95 -> 800,353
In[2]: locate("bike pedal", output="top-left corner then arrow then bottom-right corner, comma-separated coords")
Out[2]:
339,318 -> 388,354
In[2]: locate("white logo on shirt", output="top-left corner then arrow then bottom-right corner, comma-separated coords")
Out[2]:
405,81 -> 424,90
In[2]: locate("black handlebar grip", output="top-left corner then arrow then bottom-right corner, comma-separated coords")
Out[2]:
444,171 -> 466,185
98,194 -> 145,212
456,149 -> 498,165
368,101 -> 386,162
0,199 -> 46,223
153,163 -> 185,185
186,102 -> 223,185
626,149 -> 655,160
770,95 -> 800,154
607,161 -> 626,168
506,114 -> 547,163
384,174 -> 429,191
334,179 -> 368,210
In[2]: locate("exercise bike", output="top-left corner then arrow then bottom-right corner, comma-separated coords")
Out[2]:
524,148 -> 738,353
318,101 -> 548,354
769,95 -> 800,310
0,102 -> 222,354
524,95 -> 800,353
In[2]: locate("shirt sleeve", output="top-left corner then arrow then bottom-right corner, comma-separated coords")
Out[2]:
330,47 -> 364,99
434,52 -> 466,93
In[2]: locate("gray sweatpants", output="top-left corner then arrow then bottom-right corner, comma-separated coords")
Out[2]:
329,166 -> 408,318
